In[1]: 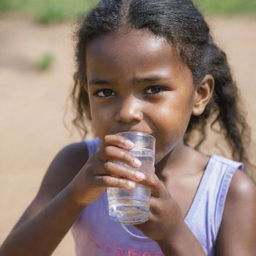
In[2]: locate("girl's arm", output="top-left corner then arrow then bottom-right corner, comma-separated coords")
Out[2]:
0,142 -> 89,256
0,135 -> 145,256
215,171 -> 256,255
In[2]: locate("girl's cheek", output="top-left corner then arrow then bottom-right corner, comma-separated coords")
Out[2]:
91,107 -> 114,137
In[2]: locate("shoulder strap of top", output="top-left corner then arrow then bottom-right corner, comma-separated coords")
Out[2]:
211,154 -> 244,171
84,139 -> 101,156
212,155 -> 243,225
184,154 -> 243,254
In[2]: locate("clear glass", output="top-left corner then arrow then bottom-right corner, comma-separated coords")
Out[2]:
107,132 -> 155,224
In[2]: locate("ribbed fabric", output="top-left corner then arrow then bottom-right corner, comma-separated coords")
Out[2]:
71,139 -> 243,256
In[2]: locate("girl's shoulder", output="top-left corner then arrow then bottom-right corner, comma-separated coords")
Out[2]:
56,141 -> 89,166
216,169 -> 256,253
48,141 -> 90,180
37,141 -> 90,198
11,141 -> 90,230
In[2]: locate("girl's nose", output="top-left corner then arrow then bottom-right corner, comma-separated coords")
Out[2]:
115,95 -> 143,123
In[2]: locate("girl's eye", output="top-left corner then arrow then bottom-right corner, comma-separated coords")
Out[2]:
144,85 -> 168,95
93,89 -> 115,98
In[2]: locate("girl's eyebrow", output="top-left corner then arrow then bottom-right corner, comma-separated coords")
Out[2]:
89,75 -> 167,86
132,75 -> 165,84
88,79 -> 110,86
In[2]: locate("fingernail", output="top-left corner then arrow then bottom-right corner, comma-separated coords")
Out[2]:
135,171 -> 145,181
133,158 -> 142,168
128,181 -> 136,189
125,140 -> 134,148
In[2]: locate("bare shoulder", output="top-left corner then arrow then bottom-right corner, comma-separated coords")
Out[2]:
215,170 -> 256,255
38,141 -> 90,197
224,170 -> 256,222
227,170 -> 256,204
11,141 -> 90,230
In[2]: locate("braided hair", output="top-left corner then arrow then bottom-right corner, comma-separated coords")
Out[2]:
71,0 -> 252,173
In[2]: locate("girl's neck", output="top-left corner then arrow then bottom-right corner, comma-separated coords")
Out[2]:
155,143 -> 209,179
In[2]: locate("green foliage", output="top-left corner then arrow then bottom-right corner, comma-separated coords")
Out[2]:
35,5 -> 68,24
194,0 -> 256,14
35,53 -> 55,71
31,0 -> 97,24
0,0 -> 31,13
0,0 -> 16,13
0,1 -> 10,12
0,0 -> 98,23
0,0 -> 255,22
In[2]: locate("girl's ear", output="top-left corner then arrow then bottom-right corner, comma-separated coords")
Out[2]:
192,74 -> 214,116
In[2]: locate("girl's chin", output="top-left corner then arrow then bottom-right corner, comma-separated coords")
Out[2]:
154,150 -> 172,165
155,141 -> 184,164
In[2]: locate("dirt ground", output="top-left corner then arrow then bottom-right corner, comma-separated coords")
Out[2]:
0,15 -> 256,255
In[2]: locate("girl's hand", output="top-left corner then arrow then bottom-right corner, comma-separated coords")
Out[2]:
67,135 -> 145,206
135,173 -> 184,241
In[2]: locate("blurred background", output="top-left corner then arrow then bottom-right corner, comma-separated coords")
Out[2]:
0,0 -> 255,255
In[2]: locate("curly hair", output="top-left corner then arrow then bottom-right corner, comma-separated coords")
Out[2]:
71,0 -> 252,173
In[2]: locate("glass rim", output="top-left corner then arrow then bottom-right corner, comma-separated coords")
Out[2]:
116,131 -> 155,141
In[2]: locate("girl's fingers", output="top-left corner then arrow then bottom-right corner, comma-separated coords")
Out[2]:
90,134 -> 161,192
138,172 -> 166,198
88,157 -> 145,187
104,134 -> 135,150
96,134 -> 141,168
94,175 -> 136,190
93,159 -> 162,196
99,145 -> 142,169
103,161 -> 146,182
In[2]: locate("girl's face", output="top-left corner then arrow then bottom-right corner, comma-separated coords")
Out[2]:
86,29 -> 196,162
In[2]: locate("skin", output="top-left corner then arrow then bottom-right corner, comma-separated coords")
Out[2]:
1,29 -> 256,256
85,29 -> 213,216
83,29 -> 212,253
87,30 -> 205,162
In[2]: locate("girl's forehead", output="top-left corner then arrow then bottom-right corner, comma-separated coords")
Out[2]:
87,29 -> 167,55
86,29 -> 185,74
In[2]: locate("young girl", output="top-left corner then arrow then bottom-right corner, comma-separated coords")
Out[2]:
1,0 -> 256,255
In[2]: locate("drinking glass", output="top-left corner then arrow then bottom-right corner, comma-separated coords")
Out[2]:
107,131 -> 156,224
